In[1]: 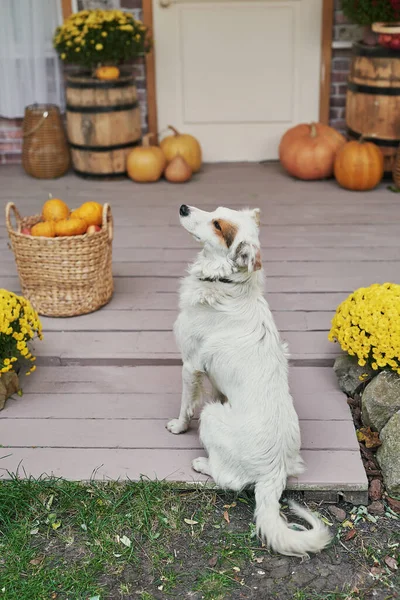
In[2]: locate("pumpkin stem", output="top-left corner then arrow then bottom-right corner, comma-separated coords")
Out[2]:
168,125 -> 180,136
142,133 -> 154,147
309,123 -> 318,138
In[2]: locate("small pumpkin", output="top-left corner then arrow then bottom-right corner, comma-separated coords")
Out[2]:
73,202 -> 103,227
127,134 -> 166,183
334,139 -> 384,191
55,217 -> 88,237
31,221 -> 56,238
279,122 -> 346,180
164,155 -> 192,183
95,66 -> 120,80
160,126 -> 202,173
42,197 -> 70,222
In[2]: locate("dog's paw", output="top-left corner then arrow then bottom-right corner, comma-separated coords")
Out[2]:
192,457 -> 211,476
166,419 -> 188,434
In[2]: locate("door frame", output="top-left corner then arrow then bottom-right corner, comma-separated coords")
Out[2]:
62,0 -> 334,141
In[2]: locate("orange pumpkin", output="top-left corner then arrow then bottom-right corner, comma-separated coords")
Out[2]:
95,66 -> 120,80
73,202 -> 103,227
334,139 -> 384,191
279,122 -> 346,180
55,217 -> 87,237
31,221 -> 56,238
42,198 -> 70,222
160,126 -> 202,173
127,134 -> 166,183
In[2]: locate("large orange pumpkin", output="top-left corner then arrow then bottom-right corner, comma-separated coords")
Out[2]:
127,134 -> 166,183
55,217 -> 88,237
334,139 -> 384,191
42,198 -> 70,222
73,202 -> 103,227
279,122 -> 346,180
31,221 -> 56,237
160,126 -> 202,173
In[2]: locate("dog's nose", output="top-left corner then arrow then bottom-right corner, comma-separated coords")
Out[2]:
179,204 -> 190,217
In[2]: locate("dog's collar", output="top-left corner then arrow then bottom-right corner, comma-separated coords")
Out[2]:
198,276 -> 234,284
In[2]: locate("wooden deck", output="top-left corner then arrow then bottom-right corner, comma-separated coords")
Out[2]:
1,162 -> 399,495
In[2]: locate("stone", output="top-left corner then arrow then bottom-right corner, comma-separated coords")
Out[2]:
368,501 -> 385,516
377,411 -> 400,496
387,496 -> 400,514
333,355 -> 374,397
368,479 -> 383,501
0,371 -> 19,410
362,371 -> 400,432
328,505 -> 346,522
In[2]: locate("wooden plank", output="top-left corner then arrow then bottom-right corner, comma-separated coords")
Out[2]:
39,310 -> 333,332
0,447 -> 368,489
319,0 -> 334,124
35,330 -> 338,360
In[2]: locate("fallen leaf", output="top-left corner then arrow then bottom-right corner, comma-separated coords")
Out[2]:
254,557 -> 264,564
51,521 -> 61,530
89,596 -> 100,600
344,529 -> 357,541
29,556 -> 44,566
223,511 -> 230,524
113,553 -> 122,558
119,535 -> 131,548
81,523 -> 87,531
387,496 -> 400,514
46,495 -> 54,510
356,427 -> 382,449
232,566 -> 240,572
208,556 -> 218,567
184,518 -> 198,525
223,502 -> 236,509
342,520 -> 354,529
30,529 -> 39,535
370,566 -> 385,577
384,556 -> 398,571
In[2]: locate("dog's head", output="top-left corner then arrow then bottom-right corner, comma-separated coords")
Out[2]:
179,204 -> 262,272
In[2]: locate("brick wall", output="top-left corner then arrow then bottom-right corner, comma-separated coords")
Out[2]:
329,0 -> 362,133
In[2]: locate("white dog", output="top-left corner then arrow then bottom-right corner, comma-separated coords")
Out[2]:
167,204 -> 331,557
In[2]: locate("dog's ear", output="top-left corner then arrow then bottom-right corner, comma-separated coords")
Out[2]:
252,208 -> 261,227
234,241 -> 262,272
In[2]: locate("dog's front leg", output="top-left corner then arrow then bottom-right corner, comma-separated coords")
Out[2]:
166,364 -> 203,434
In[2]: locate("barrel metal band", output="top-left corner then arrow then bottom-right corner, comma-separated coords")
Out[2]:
352,42 -> 400,58
73,168 -> 127,179
66,101 -> 139,113
69,139 -> 141,152
347,81 -> 400,96
347,127 -> 400,147
67,79 -> 134,89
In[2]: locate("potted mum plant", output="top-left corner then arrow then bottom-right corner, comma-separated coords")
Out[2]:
0,290 -> 42,410
341,0 -> 400,45
53,9 -> 152,178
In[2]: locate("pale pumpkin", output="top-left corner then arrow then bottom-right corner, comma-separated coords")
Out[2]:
55,217 -> 88,237
31,221 -> 56,238
73,202 -> 103,227
42,197 -> 70,222
127,134 -> 166,183
160,126 -> 202,173
95,66 -> 120,80
164,155 -> 192,183
334,139 -> 384,191
279,122 -> 346,180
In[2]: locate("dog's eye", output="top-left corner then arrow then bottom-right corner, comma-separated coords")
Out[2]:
213,220 -> 221,231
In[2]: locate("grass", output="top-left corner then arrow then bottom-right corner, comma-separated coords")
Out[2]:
0,477 -> 399,600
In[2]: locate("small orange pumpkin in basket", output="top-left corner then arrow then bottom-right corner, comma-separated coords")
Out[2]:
31,221 -> 56,238
42,197 -> 70,222
55,217 -> 87,237
72,202 -> 103,227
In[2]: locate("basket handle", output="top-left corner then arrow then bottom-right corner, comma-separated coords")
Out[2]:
23,110 -> 49,138
103,203 -> 113,241
5,202 -> 23,233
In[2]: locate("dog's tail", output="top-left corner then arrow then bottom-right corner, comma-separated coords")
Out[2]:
254,476 -> 331,557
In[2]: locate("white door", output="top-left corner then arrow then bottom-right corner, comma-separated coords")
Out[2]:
153,0 -> 322,162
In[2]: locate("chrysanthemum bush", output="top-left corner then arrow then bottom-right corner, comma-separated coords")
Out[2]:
0,290 -> 42,377
53,9 -> 151,69
328,283 -> 400,375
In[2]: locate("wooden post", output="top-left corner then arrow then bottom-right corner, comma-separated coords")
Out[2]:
61,0 -> 73,20
319,0 -> 334,125
143,0 -> 158,145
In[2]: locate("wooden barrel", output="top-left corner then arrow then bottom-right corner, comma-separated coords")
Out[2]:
66,74 -> 141,178
346,42 -> 400,175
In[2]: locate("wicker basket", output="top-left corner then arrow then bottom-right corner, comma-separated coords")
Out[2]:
22,104 -> 70,179
6,202 -> 114,317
